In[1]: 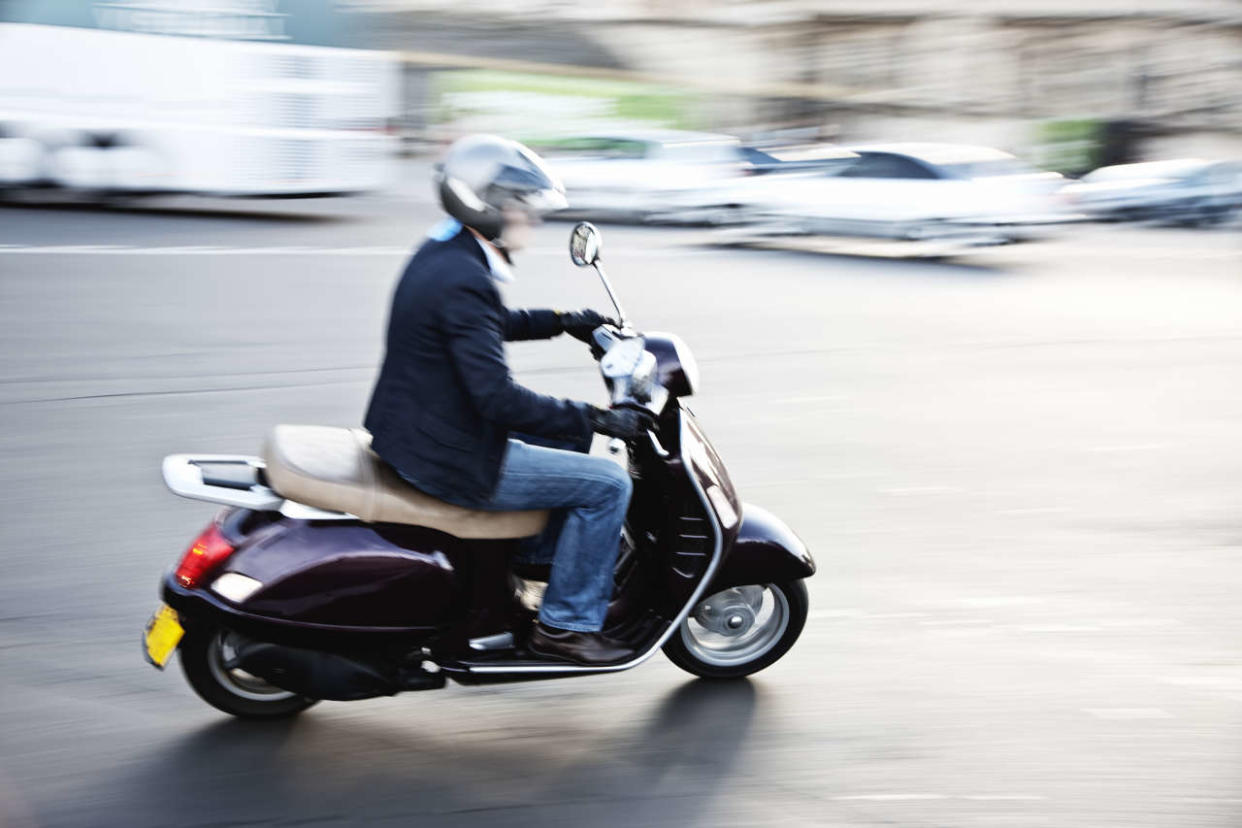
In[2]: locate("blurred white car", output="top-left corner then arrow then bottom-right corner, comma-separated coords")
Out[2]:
547,130 -> 752,222
0,135 -> 43,186
723,143 -> 1070,243
1061,159 -> 1242,225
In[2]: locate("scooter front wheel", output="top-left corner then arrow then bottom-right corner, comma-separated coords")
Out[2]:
179,625 -> 319,719
662,580 -> 808,679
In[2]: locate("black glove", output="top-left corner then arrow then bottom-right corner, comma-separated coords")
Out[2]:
557,309 -> 615,343
586,405 -> 656,440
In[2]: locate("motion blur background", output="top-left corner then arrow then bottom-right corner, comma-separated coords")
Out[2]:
2,1 -> 1241,827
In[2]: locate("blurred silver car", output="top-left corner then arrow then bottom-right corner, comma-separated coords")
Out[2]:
546,130 -> 752,222
1062,159 -> 1242,226
720,143 -> 1070,244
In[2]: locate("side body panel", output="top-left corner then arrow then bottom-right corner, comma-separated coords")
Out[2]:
231,522 -> 463,629
164,510 -> 519,647
642,405 -> 741,619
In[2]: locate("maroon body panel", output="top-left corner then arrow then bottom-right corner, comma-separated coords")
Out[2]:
644,333 -> 695,399
707,503 -> 815,591
645,407 -> 743,615
221,520 -> 513,630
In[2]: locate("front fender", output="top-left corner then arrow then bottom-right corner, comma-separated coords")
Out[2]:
708,503 -> 815,591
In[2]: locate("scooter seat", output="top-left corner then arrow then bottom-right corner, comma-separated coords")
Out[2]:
262,424 -> 549,539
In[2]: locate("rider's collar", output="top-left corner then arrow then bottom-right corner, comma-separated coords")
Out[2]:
477,236 -> 514,284
428,219 -> 514,284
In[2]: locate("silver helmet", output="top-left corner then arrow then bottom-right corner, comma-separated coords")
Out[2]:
434,134 -> 567,242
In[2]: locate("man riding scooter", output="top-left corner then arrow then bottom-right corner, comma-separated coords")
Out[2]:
364,134 -> 654,666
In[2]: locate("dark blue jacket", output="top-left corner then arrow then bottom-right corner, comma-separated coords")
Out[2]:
364,227 -> 591,505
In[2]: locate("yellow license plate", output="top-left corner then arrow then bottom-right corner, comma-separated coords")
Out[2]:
143,604 -> 184,669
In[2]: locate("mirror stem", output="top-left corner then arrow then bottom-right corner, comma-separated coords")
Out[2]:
593,262 -> 628,330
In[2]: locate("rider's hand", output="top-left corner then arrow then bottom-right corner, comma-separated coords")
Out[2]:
557,309 -> 615,343
587,406 -> 656,440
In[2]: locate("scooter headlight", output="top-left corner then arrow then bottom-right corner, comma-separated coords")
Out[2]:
629,351 -> 658,402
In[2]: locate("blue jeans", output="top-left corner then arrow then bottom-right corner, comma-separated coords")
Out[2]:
477,439 -> 632,633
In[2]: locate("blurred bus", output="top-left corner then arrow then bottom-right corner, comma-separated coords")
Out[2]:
0,0 -> 398,197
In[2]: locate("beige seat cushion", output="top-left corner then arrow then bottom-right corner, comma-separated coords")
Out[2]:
262,425 -> 548,539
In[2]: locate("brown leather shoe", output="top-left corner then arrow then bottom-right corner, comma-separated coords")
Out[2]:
529,622 -> 635,666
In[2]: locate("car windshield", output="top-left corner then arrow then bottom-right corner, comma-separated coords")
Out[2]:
549,138 -> 649,160
655,140 -> 740,164
762,145 -> 857,163
831,154 -> 937,179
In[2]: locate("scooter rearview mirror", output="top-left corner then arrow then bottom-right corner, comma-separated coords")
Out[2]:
569,221 -> 629,330
569,221 -> 601,267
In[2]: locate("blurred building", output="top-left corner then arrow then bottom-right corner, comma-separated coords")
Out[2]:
356,0 -> 1242,164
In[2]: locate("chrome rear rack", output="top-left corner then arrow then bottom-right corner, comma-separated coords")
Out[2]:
162,454 -> 356,520
162,454 -> 283,511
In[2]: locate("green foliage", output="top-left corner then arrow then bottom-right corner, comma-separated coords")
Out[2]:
1033,119 -> 1104,176
431,69 -> 698,141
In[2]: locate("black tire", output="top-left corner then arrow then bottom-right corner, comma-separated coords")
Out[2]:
663,580 -> 809,679
179,625 -> 319,719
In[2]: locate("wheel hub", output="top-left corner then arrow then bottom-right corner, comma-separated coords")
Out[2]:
678,583 -> 796,670
208,632 -> 297,701
694,587 -> 763,637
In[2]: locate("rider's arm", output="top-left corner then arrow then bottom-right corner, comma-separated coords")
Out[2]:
503,308 -> 562,341
442,276 -> 591,440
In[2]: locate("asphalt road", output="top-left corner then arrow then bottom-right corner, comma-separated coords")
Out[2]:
2,181 -> 1241,828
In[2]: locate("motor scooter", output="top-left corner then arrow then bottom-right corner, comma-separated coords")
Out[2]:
142,222 -> 815,719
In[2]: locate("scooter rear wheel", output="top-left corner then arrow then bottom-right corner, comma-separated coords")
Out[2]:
180,625 -> 320,719
662,580 -> 808,679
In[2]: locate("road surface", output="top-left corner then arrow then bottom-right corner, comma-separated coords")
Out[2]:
2,182 -> 1241,827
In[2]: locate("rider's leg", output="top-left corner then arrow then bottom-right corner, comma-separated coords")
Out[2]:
483,439 -> 632,633
507,432 -> 593,569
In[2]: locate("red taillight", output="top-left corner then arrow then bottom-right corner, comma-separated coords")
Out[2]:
174,524 -> 235,588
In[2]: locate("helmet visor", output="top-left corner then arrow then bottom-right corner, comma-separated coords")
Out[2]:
515,187 -> 569,213
490,144 -> 567,215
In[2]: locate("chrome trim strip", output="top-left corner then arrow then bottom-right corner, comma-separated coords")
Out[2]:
469,632 -> 516,651
647,429 -> 671,459
467,406 -> 725,675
